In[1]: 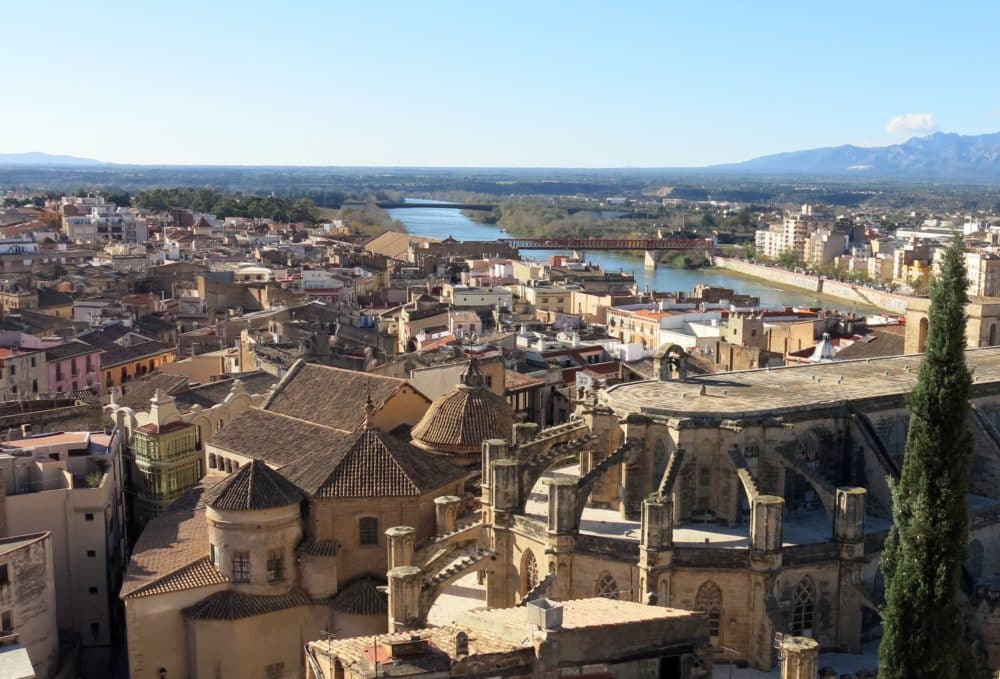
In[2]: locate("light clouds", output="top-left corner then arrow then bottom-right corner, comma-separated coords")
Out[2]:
885,112 -> 936,136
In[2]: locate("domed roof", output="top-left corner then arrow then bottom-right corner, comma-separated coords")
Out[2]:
207,459 -> 302,511
411,357 -> 514,458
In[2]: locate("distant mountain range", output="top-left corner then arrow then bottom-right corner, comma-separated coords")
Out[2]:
5,133 -> 1000,182
0,151 -> 106,167
712,132 -> 1000,181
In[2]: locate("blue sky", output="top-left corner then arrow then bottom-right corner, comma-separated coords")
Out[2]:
3,1 -> 999,167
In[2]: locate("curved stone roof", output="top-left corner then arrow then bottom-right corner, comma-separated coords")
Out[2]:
207,459 -> 303,511
410,358 -> 514,457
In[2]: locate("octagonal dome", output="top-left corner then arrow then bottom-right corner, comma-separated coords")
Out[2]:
410,357 -> 514,461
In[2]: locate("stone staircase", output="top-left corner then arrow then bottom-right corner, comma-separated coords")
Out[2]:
656,447 -> 687,497
727,447 -> 760,502
420,547 -> 494,592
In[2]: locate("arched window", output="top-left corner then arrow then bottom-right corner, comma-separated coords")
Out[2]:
359,517 -> 379,546
652,440 -> 668,493
695,581 -> 723,639
917,317 -> 929,353
791,577 -> 816,636
595,571 -> 619,599
521,550 -> 539,593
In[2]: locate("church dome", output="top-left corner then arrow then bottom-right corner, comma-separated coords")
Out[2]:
411,357 -> 514,461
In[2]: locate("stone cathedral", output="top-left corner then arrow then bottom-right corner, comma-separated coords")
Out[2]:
384,347 -> 1000,671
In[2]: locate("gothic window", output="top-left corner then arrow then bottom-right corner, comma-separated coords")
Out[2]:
359,517 -> 379,546
791,577 -> 816,636
652,440 -> 668,492
522,550 -> 539,593
595,571 -> 619,599
696,581 -> 723,639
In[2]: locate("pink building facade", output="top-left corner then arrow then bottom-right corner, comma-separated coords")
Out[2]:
44,340 -> 103,395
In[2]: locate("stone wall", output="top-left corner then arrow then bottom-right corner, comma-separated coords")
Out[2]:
714,258 -> 912,314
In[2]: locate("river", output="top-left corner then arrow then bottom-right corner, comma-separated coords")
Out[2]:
388,200 -> 854,310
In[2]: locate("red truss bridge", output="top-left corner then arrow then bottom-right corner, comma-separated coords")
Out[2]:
497,237 -> 716,251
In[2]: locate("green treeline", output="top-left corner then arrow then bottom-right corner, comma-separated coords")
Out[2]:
133,188 -> 320,223
466,201 -> 645,239
338,200 -> 408,235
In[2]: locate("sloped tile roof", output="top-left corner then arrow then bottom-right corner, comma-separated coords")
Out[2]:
209,408 -> 354,469
182,588 -> 314,620
207,459 -> 304,511
297,539 -> 338,557
117,374 -> 190,410
174,371 -> 278,410
281,427 -> 467,498
263,361 -> 428,433
120,478 -> 223,599
331,576 -> 388,615
123,557 -> 228,599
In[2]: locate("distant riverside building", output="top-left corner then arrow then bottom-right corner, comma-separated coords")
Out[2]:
754,203 -> 838,262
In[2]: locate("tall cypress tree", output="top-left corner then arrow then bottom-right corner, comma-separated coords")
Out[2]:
879,236 -> 974,678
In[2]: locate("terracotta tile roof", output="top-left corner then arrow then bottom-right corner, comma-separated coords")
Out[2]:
116,374 -> 190,410
44,340 -> 101,361
297,539 -> 338,557
263,361 -> 428,433
504,370 -> 545,392
120,478 -> 223,599
834,329 -> 906,361
331,576 -> 387,615
411,383 -> 513,456
281,427 -> 467,498
174,371 -> 278,410
209,408 -> 354,469
182,587 -> 314,620
206,459 -> 304,511
364,230 -> 435,261
310,625 -> 524,669
123,557 -> 228,599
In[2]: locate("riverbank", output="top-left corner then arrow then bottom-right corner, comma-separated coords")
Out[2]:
714,257 -> 912,314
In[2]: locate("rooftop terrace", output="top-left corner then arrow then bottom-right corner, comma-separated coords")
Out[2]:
604,346 -> 1000,418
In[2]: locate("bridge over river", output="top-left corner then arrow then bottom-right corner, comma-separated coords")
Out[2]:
496,237 -> 716,266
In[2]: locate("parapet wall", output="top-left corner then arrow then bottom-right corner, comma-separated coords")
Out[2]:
714,257 -> 912,313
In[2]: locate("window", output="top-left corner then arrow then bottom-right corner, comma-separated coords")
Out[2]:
791,577 -> 816,636
85,513 -> 94,521
210,544 -> 219,566
696,581 -> 723,639
265,662 -> 285,679
86,550 -> 96,558
522,550 -> 539,593
30,357 -> 35,368
359,517 -> 379,546
232,551 -> 250,582
267,549 -> 284,582
595,571 -> 619,599
8,365 -> 13,376
0,565 -> 7,586
88,586 -> 98,594
90,622 -> 99,640
31,379 -> 37,393
1,611 -> 11,633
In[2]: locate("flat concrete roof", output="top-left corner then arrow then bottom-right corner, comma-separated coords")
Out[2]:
604,346 -> 1000,419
